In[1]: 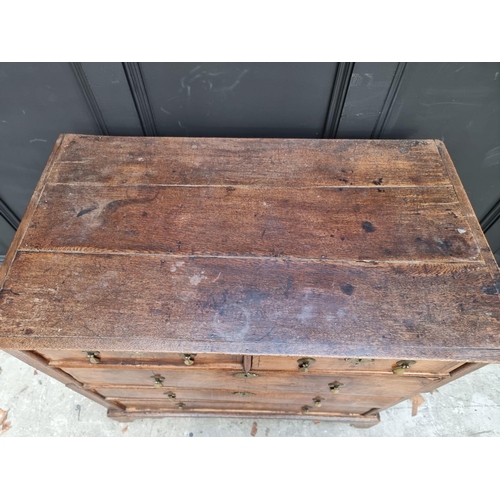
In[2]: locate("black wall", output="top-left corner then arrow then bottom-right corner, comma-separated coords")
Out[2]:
1,62 -> 499,263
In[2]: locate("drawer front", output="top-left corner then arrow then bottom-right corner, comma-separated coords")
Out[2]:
63,366 -> 437,398
99,389 -> 400,414
113,397 -> 396,415
36,349 -> 243,369
252,356 -> 462,375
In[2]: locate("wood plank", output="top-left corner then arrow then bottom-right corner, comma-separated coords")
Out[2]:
114,399 -> 384,415
253,355 -> 461,375
98,387 -> 399,409
420,362 -> 487,394
59,367 -> 438,397
51,135 -> 450,187
37,349 -> 242,368
0,134 -> 66,289
22,183 -> 480,262
0,252 -> 498,361
436,140 -> 500,280
106,408 -> 381,426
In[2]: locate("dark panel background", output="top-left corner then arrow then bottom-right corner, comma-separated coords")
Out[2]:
0,62 -> 499,262
140,62 -> 338,138
379,62 -> 500,221
0,63 -> 100,220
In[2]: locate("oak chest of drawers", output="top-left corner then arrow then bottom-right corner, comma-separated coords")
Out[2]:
1,134 -> 499,427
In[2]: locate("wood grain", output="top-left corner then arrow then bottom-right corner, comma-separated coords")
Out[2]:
252,356 -> 461,375
52,135 -> 450,187
114,399 -> 386,415
60,367 -> 438,397
106,408 -> 381,425
22,183 -> 480,262
0,134 -> 65,288
1,252 -> 498,361
97,387 -> 399,409
436,140 -> 500,281
1,135 -> 499,425
37,349 -> 242,368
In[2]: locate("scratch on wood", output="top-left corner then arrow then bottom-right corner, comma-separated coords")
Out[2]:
77,206 -> 98,217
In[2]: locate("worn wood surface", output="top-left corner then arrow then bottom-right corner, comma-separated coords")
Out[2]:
98,387 -> 399,408
51,136 -> 449,187
114,399 -> 384,415
22,183 -> 479,261
252,356 -> 461,374
38,349 -> 243,368
0,135 -> 64,289
106,407 -> 381,426
61,367 -> 439,397
1,252 -> 498,361
0,135 -> 499,365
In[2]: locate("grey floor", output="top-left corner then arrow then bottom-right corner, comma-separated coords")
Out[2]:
1,350 -> 499,437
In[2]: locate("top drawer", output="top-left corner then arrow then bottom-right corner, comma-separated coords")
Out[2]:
36,349 -> 244,369
252,356 -> 462,376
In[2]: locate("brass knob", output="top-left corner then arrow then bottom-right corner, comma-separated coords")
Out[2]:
328,381 -> 344,394
177,402 -> 185,410
82,351 -> 101,364
313,397 -> 323,408
392,360 -> 416,375
301,405 -> 311,414
297,358 -> 316,372
164,392 -> 176,400
151,375 -> 165,388
180,353 -> 196,366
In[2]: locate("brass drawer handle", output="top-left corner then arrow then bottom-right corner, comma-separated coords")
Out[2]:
312,397 -> 323,408
150,375 -> 165,388
176,402 -> 185,410
179,353 -> 197,366
392,360 -> 416,375
297,358 -> 316,372
344,358 -> 375,365
233,372 -> 259,378
233,392 -> 255,397
82,351 -> 101,364
301,405 -> 311,414
164,391 -> 176,400
328,381 -> 344,394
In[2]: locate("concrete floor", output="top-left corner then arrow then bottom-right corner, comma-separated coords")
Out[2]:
1,350 -> 500,437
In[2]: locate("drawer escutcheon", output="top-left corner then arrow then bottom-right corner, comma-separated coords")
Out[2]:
150,375 -> 165,388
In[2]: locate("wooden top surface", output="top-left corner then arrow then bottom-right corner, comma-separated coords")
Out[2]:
0,135 -> 499,361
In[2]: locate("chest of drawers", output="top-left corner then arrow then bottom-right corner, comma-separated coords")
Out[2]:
1,135 -> 499,427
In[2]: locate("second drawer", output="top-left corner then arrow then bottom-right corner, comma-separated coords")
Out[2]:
65,366 -> 439,398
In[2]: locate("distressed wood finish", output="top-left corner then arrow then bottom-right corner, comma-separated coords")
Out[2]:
252,356 -> 461,375
106,408 -> 382,426
51,136 -> 450,187
97,387 -> 400,408
37,349 -> 243,368
1,134 -> 499,425
1,252 -> 498,361
113,399 -> 389,415
23,184 -> 479,261
59,367 -> 441,397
